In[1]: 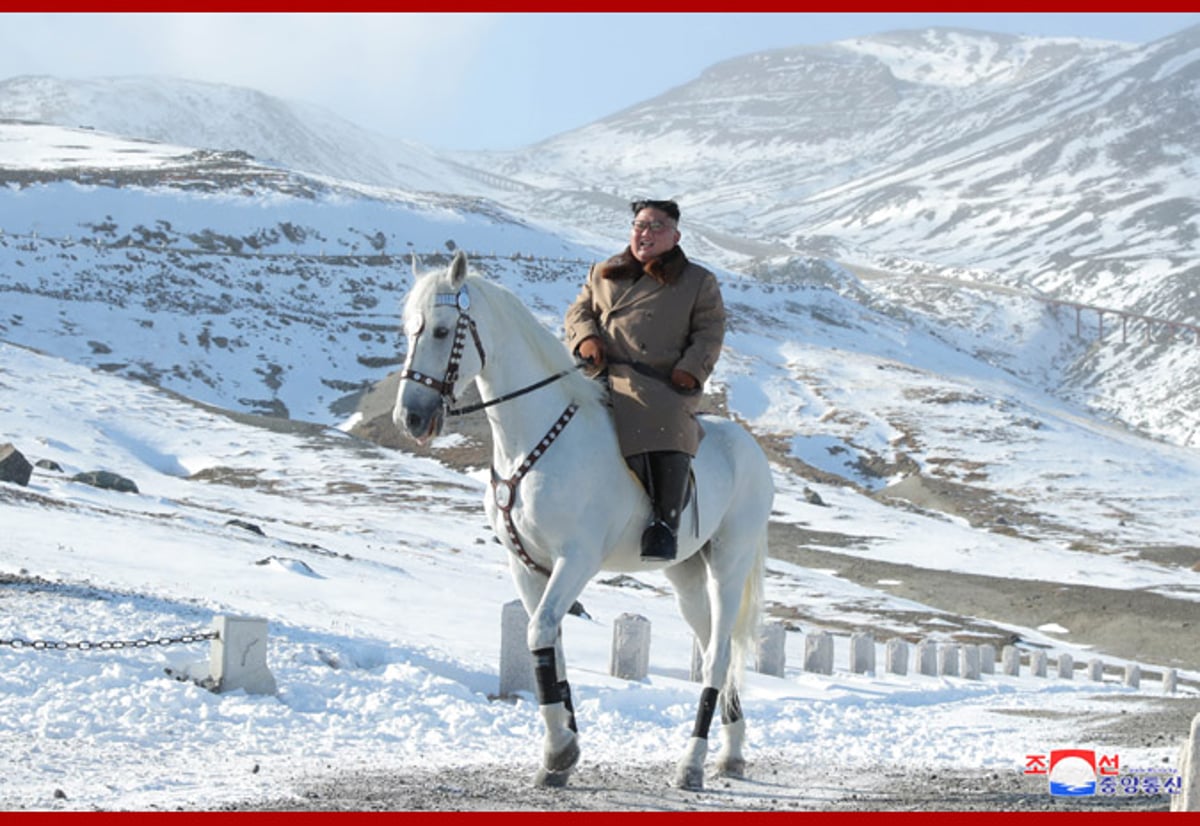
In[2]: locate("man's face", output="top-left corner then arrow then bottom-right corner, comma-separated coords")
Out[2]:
629,207 -> 681,263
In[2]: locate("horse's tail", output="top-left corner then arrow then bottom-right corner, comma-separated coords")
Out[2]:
723,523 -> 768,716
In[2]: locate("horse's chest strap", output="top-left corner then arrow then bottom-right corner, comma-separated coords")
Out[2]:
490,403 -> 579,577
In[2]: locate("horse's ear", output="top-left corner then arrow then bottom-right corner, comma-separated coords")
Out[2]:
410,252 -> 420,279
449,250 -> 468,289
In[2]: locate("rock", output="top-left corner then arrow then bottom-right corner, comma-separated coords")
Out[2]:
227,519 -> 266,536
71,470 -> 139,494
35,458 -> 64,472
0,443 -> 34,487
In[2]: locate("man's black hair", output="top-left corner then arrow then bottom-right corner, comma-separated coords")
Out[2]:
631,199 -> 680,223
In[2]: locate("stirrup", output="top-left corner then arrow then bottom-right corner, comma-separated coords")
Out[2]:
641,519 -> 677,561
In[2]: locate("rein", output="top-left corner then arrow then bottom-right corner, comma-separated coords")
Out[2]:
447,369 -> 573,417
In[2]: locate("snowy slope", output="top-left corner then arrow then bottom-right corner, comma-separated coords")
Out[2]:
2,331 -> 1198,810
0,121 -> 589,421
0,75 -> 487,194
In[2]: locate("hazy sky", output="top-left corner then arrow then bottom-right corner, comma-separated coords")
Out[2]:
2,13 -> 1197,150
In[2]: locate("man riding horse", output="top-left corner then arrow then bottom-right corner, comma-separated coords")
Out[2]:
564,199 -> 726,561
397,248 -> 771,789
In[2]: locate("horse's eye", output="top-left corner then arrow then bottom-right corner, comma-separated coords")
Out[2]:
432,326 -> 451,340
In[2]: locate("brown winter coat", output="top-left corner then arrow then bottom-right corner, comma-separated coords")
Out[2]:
563,245 -> 725,458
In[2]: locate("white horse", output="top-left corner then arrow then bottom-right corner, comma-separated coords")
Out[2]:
393,251 -> 774,790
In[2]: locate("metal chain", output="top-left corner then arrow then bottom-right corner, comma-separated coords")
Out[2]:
0,630 -> 219,651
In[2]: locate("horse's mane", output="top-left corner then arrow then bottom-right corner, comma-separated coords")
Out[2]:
408,266 -> 605,409
469,275 -> 606,407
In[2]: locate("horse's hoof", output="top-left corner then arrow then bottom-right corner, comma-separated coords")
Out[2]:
534,767 -> 572,788
544,736 -> 581,773
717,756 -> 746,778
675,765 -> 705,791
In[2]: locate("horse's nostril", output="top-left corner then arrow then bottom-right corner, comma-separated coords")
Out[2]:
406,412 -> 423,432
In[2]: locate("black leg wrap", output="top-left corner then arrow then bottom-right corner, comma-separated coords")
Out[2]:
721,687 -> 743,726
691,686 -> 720,740
532,647 -> 563,706
559,680 -> 578,733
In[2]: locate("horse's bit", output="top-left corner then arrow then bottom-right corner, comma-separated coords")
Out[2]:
401,285 -> 576,577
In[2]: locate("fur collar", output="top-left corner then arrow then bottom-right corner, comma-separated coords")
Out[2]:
597,245 -> 688,285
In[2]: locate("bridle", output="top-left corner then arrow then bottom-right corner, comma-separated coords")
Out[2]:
399,286 -> 486,412
399,285 -> 572,416
399,284 -> 579,578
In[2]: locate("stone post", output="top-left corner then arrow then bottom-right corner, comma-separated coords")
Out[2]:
498,600 -> 534,697
1058,653 -> 1074,680
938,643 -> 960,677
1001,645 -> 1021,677
959,645 -> 980,680
610,613 -> 651,681
917,639 -> 938,677
850,632 -> 875,675
804,631 -> 833,675
1124,663 -> 1141,689
756,623 -> 787,678
979,644 -> 996,675
885,639 -> 909,676
211,615 -> 276,696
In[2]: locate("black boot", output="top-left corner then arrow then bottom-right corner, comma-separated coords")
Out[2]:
640,451 -> 692,561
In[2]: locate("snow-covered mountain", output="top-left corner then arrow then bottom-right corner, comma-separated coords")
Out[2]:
0,74 -> 482,193
1,24 -> 1197,447
482,27 -> 1199,300
9,26 -> 1197,302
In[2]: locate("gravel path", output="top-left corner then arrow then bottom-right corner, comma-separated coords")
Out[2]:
235,694 -> 1196,812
